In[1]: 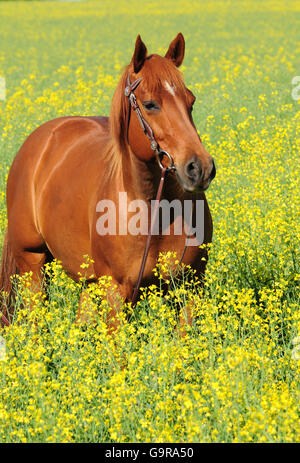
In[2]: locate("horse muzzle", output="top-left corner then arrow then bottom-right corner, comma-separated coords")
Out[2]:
177,157 -> 216,192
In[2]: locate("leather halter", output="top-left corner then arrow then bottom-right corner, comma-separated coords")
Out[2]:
124,74 -> 175,171
125,74 -> 193,307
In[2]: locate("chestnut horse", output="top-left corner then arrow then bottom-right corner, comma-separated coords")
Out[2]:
0,33 -> 215,328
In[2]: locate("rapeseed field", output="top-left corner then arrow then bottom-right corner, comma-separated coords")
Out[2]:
0,0 -> 299,442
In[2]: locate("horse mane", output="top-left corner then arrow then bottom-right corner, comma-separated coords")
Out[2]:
109,54 -> 187,153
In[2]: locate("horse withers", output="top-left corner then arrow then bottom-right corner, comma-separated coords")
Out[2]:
0,33 -> 215,329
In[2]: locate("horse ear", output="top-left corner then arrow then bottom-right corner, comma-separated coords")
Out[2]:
132,35 -> 147,73
165,33 -> 185,67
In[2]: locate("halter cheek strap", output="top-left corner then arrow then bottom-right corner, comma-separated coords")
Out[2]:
125,74 -> 175,171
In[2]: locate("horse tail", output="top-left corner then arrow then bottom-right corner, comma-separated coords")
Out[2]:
0,229 -> 18,326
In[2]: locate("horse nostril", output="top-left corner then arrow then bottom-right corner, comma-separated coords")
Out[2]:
185,160 -> 202,182
210,160 -> 216,180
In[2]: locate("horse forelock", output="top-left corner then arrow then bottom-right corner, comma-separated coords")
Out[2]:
109,55 -> 187,152
138,55 -> 186,95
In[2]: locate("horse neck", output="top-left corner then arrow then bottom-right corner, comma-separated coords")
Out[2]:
118,146 -> 154,200
120,145 -> 184,202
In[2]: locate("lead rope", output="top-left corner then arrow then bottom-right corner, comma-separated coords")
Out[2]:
131,189 -> 195,308
131,166 -> 168,306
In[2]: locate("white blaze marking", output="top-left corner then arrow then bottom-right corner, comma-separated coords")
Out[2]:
164,81 -> 176,96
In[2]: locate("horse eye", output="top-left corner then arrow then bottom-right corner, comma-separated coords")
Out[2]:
142,101 -> 159,111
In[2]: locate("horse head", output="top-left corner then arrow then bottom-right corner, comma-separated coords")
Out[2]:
110,33 -> 216,193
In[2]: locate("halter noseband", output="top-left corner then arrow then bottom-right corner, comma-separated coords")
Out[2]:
124,74 -> 175,171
